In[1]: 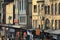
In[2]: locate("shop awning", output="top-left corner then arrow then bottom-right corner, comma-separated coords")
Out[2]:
0,24 -> 26,29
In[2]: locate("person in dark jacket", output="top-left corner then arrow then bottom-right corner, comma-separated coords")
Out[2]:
26,35 -> 30,40
40,30 -> 44,40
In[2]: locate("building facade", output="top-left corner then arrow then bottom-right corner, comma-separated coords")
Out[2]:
0,0 -> 14,24
6,2 -> 14,24
44,0 -> 60,30
14,0 -> 32,28
32,0 -> 44,29
18,0 -> 27,27
32,0 -> 60,30
0,0 -> 32,29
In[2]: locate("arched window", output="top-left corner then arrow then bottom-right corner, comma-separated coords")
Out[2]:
45,18 -> 50,29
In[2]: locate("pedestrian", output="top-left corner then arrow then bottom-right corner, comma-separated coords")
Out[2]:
2,36 -> 6,40
0,36 -> 2,40
41,30 -> 44,40
36,29 -> 41,40
23,32 -> 27,40
26,35 -> 30,40
0,33 -> 2,40
16,31 -> 21,40
27,30 -> 33,40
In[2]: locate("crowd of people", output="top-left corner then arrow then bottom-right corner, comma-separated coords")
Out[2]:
0,29 -> 45,40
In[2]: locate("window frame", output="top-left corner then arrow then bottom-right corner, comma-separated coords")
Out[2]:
33,20 -> 37,28
51,4 -> 53,15
48,6 -> 50,14
34,5 -> 37,13
19,15 -> 27,24
59,3 -> 60,14
55,3 -> 57,15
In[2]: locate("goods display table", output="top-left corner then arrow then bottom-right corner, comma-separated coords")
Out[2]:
44,30 -> 60,40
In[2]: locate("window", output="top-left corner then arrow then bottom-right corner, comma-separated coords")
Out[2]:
20,17 -> 26,23
39,25 -> 40,29
44,6 -> 50,14
59,3 -> 60,14
55,20 -> 59,30
33,20 -> 37,28
41,4 -> 44,7
19,0 -> 21,10
41,4 -> 44,10
38,4 -> 40,15
59,20 -> 60,29
51,4 -> 53,15
48,6 -> 50,14
24,0 -> 26,10
51,20 -> 54,29
55,3 -> 57,15
19,0 -> 26,10
44,6 -> 47,14
57,20 -> 59,29
55,20 -> 57,29
34,5 -> 37,12
22,0 -> 23,10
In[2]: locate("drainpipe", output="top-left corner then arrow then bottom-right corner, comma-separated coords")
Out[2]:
1,1 -> 4,24
26,0 -> 28,29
